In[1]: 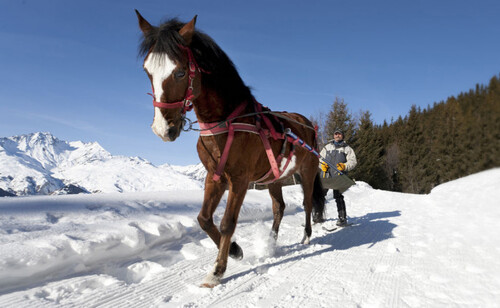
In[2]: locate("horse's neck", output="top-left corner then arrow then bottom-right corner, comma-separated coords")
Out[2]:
194,88 -> 251,123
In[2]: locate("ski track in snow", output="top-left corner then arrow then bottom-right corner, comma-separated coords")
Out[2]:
1,169 -> 500,307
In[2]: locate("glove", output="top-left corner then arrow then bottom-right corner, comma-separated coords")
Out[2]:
336,162 -> 346,172
320,162 -> 329,172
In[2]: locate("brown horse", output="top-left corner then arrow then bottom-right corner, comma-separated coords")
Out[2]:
136,11 -> 325,288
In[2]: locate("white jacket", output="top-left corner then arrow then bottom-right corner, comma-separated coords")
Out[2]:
319,140 -> 357,173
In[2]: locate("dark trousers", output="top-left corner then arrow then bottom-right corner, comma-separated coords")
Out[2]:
334,190 -> 347,221
323,189 -> 347,220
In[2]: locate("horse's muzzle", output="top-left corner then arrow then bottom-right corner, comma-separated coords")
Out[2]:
152,125 -> 179,142
167,126 -> 180,141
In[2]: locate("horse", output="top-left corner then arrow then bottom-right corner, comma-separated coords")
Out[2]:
135,11 -> 326,288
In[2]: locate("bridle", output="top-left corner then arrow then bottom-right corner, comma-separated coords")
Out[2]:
148,45 -> 200,115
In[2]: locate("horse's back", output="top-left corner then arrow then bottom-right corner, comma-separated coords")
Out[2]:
279,112 -> 316,142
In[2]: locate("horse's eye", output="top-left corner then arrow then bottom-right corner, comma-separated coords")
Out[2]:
174,70 -> 186,79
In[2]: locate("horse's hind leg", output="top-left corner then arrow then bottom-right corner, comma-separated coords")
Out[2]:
268,182 -> 285,240
299,166 -> 316,244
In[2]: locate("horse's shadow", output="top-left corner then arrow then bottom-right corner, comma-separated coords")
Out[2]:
223,210 -> 400,283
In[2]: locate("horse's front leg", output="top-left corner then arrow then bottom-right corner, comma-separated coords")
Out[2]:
197,174 -> 243,258
201,177 -> 249,288
197,174 -> 226,248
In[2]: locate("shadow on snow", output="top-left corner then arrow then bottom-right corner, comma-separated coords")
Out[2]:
223,210 -> 400,283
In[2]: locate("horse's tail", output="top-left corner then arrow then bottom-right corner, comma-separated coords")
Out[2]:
312,171 -> 326,222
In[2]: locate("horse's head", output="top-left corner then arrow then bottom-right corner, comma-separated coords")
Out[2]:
136,11 -> 200,142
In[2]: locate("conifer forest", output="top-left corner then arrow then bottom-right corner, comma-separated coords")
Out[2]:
312,73 -> 500,194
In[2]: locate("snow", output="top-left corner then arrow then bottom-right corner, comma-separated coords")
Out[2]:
1,168 -> 499,307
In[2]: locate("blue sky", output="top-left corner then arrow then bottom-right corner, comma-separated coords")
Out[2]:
1,0 -> 499,165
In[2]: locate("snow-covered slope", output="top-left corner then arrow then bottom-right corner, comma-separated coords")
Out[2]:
0,169 -> 499,307
0,133 -> 205,195
169,163 -> 208,183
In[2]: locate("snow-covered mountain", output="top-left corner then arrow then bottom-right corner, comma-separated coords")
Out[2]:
0,132 -> 206,196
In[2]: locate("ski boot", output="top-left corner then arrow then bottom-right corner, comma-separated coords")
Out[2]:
336,217 -> 348,227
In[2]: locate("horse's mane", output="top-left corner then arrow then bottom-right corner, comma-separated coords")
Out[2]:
139,18 -> 253,109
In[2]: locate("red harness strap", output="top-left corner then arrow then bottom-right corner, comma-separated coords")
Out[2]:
254,101 -> 283,141
199,122 -> 259,136
212,123 -> 234,182
259,129 -> 282,180
253,143 -> 295,185
199,102 -> 248,182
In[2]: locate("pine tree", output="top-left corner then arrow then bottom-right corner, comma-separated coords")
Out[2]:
483,75 -> 500,169
350,111 -> 388,189
325,97 -> 356,142
309,112 -> 328,150
398,105 -> 430,193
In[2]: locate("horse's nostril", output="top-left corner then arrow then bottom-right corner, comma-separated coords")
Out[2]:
168,127 -> 178,140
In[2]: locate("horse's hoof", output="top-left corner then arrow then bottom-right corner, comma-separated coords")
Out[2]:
229,241 -> 243,260
201,270 -> 221,288
301,235 -> 311,245
270,230 -> 279,240
200,282 -> 217,288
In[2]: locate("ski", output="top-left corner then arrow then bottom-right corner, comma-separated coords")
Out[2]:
322,222 -> 353,232
322,226 -> 338,232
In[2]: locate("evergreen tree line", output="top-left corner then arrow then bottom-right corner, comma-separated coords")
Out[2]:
311,74 -> 500,194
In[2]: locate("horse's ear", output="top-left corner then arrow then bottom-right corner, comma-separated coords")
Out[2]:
179,15 -> 197,45
135,9 -> 153,35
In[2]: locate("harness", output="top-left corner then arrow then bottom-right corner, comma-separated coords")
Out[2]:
198,100 -> 296,184
148,45 -> 320,184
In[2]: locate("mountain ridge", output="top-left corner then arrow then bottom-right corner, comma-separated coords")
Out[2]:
0,132 -> 206,196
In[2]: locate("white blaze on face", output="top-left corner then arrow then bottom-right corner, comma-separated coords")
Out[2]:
144,52 -> 177,141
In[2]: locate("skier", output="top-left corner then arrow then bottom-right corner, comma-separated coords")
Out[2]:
318,128 -> 357,226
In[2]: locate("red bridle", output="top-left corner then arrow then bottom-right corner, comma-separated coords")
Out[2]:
149,46 -> 200,115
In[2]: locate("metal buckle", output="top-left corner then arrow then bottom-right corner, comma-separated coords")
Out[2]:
182,116 -> 193,131
189,62 -> 196,72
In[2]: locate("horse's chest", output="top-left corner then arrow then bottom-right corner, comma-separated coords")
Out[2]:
197,135 -> 234,171
197,134 -> 266,174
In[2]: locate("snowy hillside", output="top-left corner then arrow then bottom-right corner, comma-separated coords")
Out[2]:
0,133 -> 205,196
0,168 -> 499,307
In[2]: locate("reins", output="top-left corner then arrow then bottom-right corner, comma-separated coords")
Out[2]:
182,110 -> 317,133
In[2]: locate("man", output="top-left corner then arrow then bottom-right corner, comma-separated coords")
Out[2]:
319,128 -> 357,226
